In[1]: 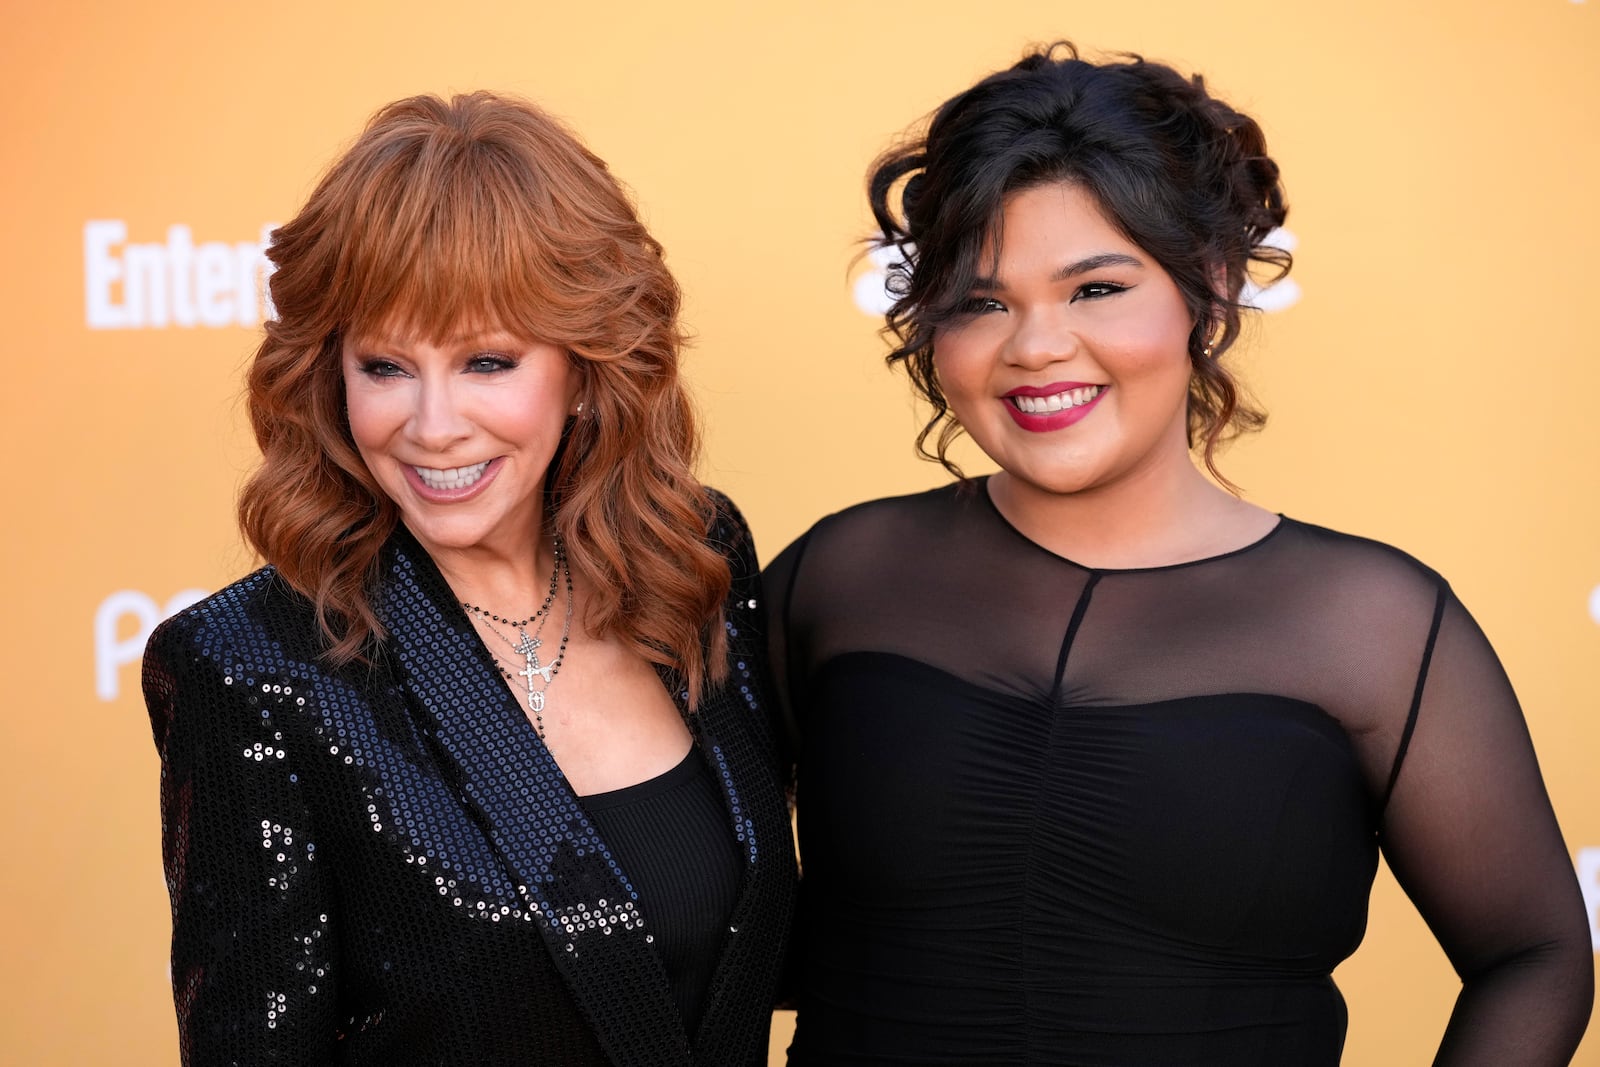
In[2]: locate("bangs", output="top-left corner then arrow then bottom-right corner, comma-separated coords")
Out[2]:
265,90 -> 657,370
333,135 -> 572,348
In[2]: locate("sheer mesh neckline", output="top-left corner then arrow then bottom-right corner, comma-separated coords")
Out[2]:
975,475 -> 1287,574
767,484 -> 1592,1062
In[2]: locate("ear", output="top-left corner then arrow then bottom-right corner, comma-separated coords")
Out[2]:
564,351 -> 585,416
1207,259 -> 1233,306
1194,261 -> 1232,349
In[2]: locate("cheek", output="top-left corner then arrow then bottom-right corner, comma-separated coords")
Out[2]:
487,392 -> 566,452
341,389 -> 389,452
341,378 -> 413,463
519,360 -> 579,434
931,336 -> 988,407
1108,318 -> 1194,388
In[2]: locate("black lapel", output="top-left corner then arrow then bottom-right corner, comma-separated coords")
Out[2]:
375,529 -> 693,1067
674,603 -> 797,1062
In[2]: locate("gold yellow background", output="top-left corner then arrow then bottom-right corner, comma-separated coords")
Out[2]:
2,1 -> 1596,1062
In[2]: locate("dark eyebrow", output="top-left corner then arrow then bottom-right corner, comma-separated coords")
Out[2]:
971,252 -> 1145,291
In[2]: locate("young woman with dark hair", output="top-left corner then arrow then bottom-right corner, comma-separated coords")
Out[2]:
143,91 -> 794,1066
767,43 -> 1591,1065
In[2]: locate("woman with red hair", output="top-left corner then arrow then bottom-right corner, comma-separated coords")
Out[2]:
143,91 -> 794,1066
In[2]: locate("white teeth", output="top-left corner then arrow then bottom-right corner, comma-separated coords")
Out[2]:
414,461 -> 490,490
1011,386 -> 1104,414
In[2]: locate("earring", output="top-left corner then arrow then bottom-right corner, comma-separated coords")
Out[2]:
574,401 -> 585,415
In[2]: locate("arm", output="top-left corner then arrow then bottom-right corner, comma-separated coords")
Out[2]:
1379,592 -> 1592,1065
144,614 -> 341,1065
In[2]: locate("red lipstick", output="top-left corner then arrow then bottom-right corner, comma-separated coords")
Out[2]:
1001,383 -> 1107,432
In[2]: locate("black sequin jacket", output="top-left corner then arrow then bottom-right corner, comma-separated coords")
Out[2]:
142,496 -> 796,1066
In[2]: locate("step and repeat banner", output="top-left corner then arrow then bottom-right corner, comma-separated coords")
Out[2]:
2,1 -> 1596,1062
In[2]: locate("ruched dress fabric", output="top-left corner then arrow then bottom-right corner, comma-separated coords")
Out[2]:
765,481 -> 1583,1066
143,493 -> 796,1067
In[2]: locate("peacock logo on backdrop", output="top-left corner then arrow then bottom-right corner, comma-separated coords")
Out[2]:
95,588 -> 209,701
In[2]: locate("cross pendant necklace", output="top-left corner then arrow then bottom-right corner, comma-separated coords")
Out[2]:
460,532 -> 574,740
513,631 -> 554,713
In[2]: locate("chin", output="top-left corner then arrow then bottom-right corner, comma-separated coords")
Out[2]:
400,517 -> 496,554
993,457 -> 1109,498
1023,476 -> 1105,498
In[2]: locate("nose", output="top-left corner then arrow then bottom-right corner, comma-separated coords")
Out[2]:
404,377 -> 472,451
1004,306 -> 1081,371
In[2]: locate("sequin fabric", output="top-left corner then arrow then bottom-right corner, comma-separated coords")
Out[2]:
143,492 -> 795,1066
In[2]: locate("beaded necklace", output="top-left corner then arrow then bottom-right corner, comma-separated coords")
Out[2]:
461,535 -> 573,738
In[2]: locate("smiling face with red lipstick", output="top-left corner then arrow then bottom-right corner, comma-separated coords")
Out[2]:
933,181 -> 1197,508
342,327 -> 578,567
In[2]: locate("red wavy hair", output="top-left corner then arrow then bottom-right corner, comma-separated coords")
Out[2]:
238,91 -> 729,704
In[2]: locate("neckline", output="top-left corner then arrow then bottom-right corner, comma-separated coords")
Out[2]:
974,475 -> 1289,574
577,746 -> 701,809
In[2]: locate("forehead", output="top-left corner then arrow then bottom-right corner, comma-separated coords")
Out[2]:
346,299 -> 520,342
996,183 -> 1126,246
977,182 -> 1142,277
343,314 -> 528,351
334,230 -> 547,348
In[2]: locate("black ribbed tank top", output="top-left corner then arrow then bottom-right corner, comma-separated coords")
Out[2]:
582,746 -> 744,1030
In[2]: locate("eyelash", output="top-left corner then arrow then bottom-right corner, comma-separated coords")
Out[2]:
956,281 -> 1129,316
466,352 -> 518,373
358,358 -> 405,378
1074,282 -> 1128,301
356,353 -> 519,378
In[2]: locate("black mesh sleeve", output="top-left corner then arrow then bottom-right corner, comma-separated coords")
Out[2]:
1379,593 -> 1593,1064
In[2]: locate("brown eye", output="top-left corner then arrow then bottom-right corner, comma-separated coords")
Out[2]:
1073,282 -> 1129,302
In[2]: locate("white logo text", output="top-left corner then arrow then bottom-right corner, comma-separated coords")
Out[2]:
84,220 -> 276,330
95,588 -> 210,701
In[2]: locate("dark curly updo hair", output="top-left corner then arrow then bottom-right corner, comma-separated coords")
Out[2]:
868,42 -> 1290,483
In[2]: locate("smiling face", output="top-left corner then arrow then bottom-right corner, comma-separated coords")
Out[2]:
932,181 -> 1198,502
342,328 -> 579,564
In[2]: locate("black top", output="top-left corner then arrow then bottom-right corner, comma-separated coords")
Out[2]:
765,481 -> 1589,1065
585,748 -> 745,1030
143,492 -> 796,1066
